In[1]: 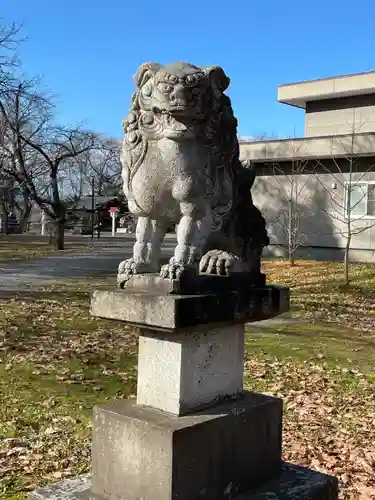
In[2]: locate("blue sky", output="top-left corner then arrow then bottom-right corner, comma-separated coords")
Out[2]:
3,0 -> 375,140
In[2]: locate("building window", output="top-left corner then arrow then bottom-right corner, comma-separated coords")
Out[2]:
345,182 -> 375,218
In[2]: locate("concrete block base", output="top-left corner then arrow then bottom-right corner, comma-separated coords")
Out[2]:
28,463 -> 338,499
91,393 -> 282,500
137,324 -> 244,415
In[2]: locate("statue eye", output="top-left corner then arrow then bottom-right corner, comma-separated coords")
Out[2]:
185,75 -> 196,85
142,83 -> 152,97
186,73 -> 204,86
158,82 -> 173,93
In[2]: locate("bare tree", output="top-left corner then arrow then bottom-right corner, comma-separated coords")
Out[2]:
62,137 -> 122,199
0,21 -> 22,79
0,20 -> 118,241
268,161 -> 315,266
253,138 -> 316,266
0,21 -> 31,232
87,139 -> 122,196
315,121 -> 375,284
238,132 -> 278,143
0,78 -> 97,249
0,21 -> 22,57
0,78 -> 51,227
0,21 -> 23,103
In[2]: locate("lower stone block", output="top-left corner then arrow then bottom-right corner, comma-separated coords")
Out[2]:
27,463 -> 339,499
91,392 -> 282,500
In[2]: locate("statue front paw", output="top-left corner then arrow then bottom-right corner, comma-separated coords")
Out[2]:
199,250 -> 247,276
160,257 -> 198,281
160,257 -> 186,281
117,258 -> 158,288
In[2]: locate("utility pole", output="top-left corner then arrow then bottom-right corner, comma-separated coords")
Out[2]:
91,176 -> 95,239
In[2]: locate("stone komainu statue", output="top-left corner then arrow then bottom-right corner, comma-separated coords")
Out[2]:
118,61 -> 269,286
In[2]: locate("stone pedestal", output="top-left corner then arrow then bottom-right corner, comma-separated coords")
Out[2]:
29,275 -> 338,500
137,324 -> 244,415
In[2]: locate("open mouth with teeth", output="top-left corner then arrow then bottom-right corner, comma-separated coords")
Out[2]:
151,105 -> 192,129
152,105 -> 189,116
150,105 -> 203,139
164,114 -> 189,132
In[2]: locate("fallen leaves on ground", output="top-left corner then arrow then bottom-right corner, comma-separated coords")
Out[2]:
0,291 -> 137,498
0,237 -> 89,263
245,358 -> 375,500
0,266 -> 374,498
264,259 -> 375,336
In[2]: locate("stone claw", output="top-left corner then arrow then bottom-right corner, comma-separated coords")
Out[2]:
118,258 -> 135,276
199,250 -> 246,276
117,258 -> 136,288
117,258 -> 158,288
160,257 -> 186,281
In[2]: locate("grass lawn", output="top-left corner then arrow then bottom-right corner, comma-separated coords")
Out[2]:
0,260 -> 374,499
0,236 -> 89,263
263,259 -> 375,335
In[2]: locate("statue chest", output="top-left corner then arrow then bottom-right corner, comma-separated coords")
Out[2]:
127,139 -> 210,218
156,138 -> 210,173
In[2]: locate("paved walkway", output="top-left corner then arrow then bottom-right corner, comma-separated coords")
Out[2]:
0,235 -> 176,292
247,316 -> 305,328
0,235 -> 297,327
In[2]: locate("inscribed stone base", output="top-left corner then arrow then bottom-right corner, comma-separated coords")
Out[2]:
137,323 -> 244,415
90,393 -> 282,500
28,463 -> 338,499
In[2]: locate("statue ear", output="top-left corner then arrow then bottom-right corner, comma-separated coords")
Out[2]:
133,62 -> 161,89
206,66 -> 230,95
